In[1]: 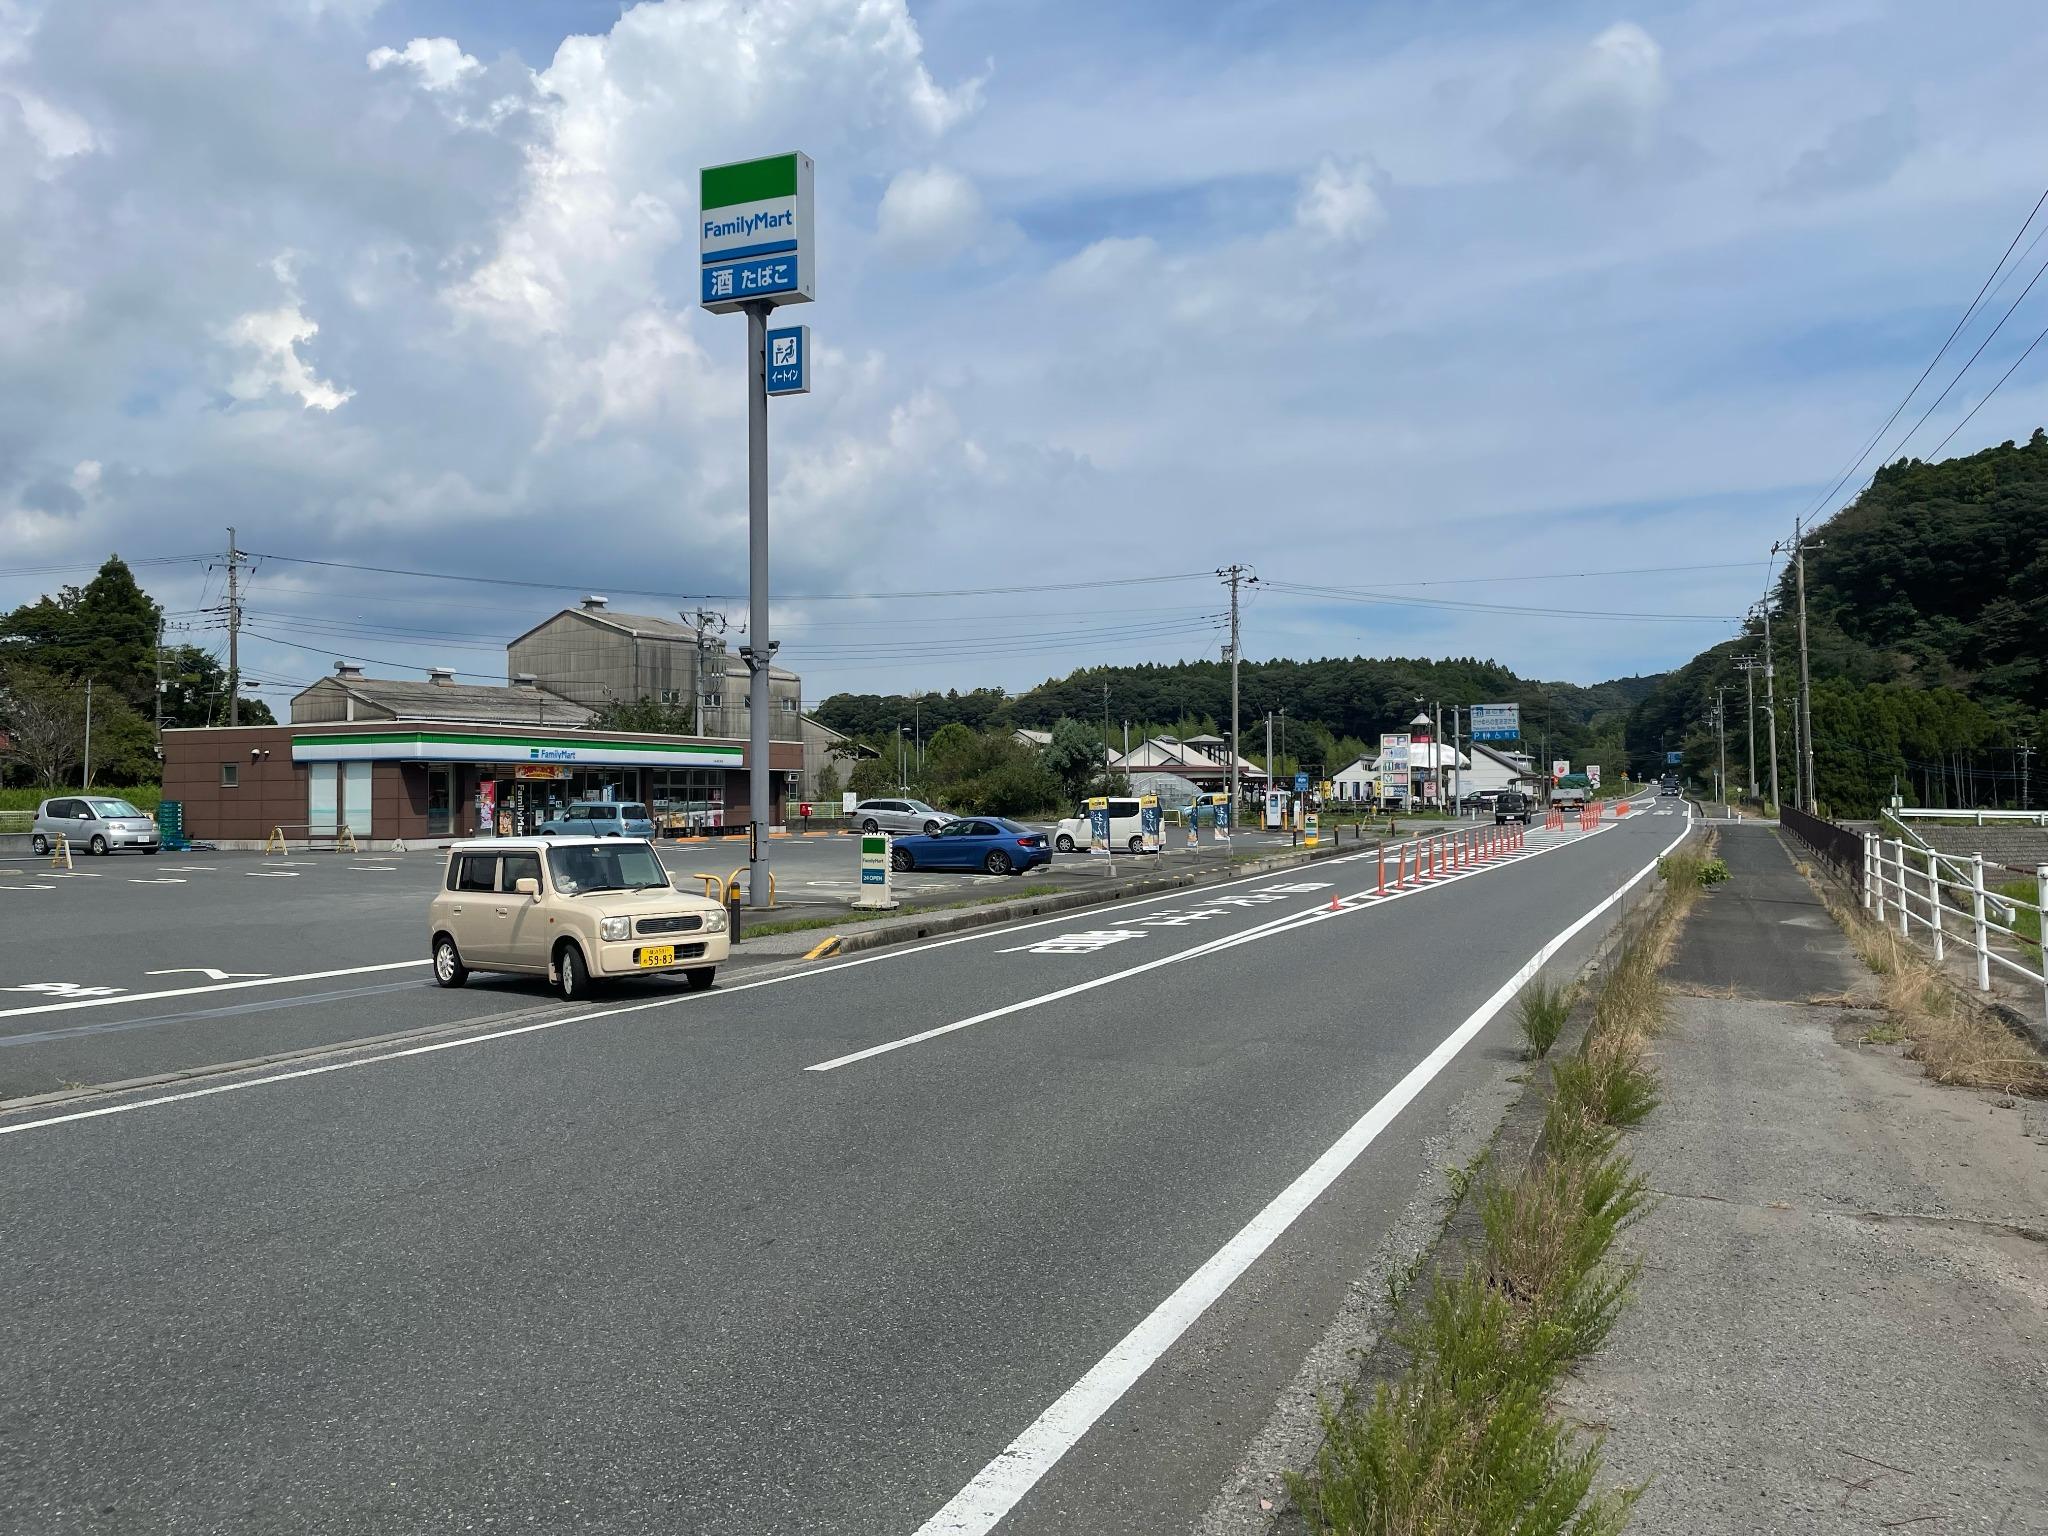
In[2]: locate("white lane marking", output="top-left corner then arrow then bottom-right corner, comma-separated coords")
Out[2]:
0,883 -> 53,892
0,823 -> 1638,1135
129,878 -> 187,885
349,865 -> 396,871
0,961 -> 427,1021
246,871 -> 300,878
3,981 -> 126,998
156,865 -> 216,871
995,930 -> 1149,956
805,826 -> 1602,1073
145,968 -> 271,982
911,809 -> 1696,1536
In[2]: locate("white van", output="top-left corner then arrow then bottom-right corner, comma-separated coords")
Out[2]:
1053,797 -> 1146,854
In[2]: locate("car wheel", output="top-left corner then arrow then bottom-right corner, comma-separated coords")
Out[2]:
684,966 -> 716,992
891,848 -> 914,871
1055,833 -> 1074,852
30,834 -> 48,856
144,845 -> 160,855
432,935 -> 468,988
984,850 -> 1013,876
862,818 -> 880,833
555,941 -> 593,1001
1128,835 -> 1144,854
90,835 -> 109,856
924,821 -> 942,835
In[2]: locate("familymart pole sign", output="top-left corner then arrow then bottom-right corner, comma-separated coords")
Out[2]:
702,151 -> 814,908
701,152 -> 814,311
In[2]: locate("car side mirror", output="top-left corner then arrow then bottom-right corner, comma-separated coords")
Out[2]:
513,877 -> 540,897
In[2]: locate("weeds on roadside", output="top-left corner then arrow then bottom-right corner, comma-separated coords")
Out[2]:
1517,977 -> 1575,1060
1291,839 -> 1706,1534
1821,891 -> 2048,1096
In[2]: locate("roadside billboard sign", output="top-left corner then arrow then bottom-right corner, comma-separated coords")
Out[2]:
854,832 -> 896,910
1552,759 -> 1570,780
700,151 -> 815,313
1471,703 -> 1520,741
1588,763 -> 1602,789
1378,733 -> 1410,802
1086,795 -> 1110,855
1304,810 -> 1320,848
1140,794 -> 1161,854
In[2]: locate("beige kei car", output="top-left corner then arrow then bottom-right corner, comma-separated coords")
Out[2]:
428,836 -> 729,999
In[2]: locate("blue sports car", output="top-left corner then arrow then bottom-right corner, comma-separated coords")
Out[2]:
888,816 -> 1052,876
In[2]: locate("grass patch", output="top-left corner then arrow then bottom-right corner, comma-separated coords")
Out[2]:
742,883 -> 1062,939
1818,886 -> 2048,1097
1994,880 -> 2042,964
1516,976 -> 1575,1060
1289,834 -> 1711,1534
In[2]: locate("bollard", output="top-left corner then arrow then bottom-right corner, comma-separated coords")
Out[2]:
1377,841 -> 1386,895
727,882 -> 744,943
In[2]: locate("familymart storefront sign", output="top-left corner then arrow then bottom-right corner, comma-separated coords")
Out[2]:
290,732 -> 745,771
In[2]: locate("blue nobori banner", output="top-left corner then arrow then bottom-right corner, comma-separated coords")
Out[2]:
1471,702 -> 1520,740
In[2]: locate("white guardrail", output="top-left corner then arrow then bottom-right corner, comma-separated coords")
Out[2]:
1862,830 -> 2048,1027
1891,806 -> 2048,827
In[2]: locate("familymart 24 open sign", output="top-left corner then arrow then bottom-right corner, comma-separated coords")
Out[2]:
701,151 -> 815,313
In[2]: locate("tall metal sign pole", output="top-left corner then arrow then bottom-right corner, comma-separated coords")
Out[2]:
1759,606 -> 1781,814
702,151 -> 814,908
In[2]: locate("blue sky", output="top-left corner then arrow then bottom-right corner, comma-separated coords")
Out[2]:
4,0 -> 2047,712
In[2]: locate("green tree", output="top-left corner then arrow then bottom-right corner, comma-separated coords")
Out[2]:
816,761 -> 841,801
591,696 -> 695,734
1040,717 -> 1104,803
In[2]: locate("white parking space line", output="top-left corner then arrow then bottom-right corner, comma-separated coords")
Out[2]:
246,871 -> 300,878
0,883 -> 53,893
910,813 -> 1695,1536
0,961 -> 428,1021
129,878 -> 187,885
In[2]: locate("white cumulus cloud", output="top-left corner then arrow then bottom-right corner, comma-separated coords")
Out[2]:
221,298 -> 353,412
367,36 -> 482,92
877,165 -> 985,262
1507,22 -> 1670,174
1295,158 -> 1387,244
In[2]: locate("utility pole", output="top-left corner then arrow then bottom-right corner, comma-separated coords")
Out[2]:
1218,565 -> 1253,818
1775,524 -> 1823,812
1733,655 -> 1760,801
224,526 -> 244,728
1452,704 -> 1464,817
83,678 -> 93,789
154,614 -> 164,760
2020,739 -> 2034,811
1714,688 -> 1727,812
1754,604 -> 1782,815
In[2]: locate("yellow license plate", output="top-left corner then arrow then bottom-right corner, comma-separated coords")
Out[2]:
638,945 -> 675,968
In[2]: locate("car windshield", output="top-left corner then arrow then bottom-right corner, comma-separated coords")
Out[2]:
88,799 -> 143,818
547,841 -> 669,894
905,800 -> 940,814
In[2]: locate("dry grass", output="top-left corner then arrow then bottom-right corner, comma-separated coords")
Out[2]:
1821,889 -> 2048,1097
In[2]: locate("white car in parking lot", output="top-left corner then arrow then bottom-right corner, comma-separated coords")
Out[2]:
31,796 -> 160,856
1053,796 -> 1146,854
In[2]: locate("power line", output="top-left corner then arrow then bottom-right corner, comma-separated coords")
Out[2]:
1795,182 -> 2048,525
1923,309 -> 2048,461
1257,580 -> 1733,623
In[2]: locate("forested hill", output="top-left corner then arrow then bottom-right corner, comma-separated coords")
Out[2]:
818,655 -> 1665,778
1625,431 -> 2048,813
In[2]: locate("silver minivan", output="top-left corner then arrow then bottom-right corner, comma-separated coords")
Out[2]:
32,796 -> 161,856
848,798 -> 952,835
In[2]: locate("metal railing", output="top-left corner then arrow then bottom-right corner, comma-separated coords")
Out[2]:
1891,807 -> 2048,827
1782,803 -> 1865,884
1862,830 -> 2048,1029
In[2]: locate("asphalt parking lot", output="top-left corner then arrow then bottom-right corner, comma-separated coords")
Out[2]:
0,822 -> 1324,1101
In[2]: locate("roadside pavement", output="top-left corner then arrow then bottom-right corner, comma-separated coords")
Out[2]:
1559,824 -> 2048,1534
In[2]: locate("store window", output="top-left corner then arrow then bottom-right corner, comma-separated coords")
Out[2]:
649,768 -> 726,830
220,763 -> 239,787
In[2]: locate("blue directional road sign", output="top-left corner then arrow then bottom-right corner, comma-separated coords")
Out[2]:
1666,750 -> 1683,765
765,325 -> 810,396
1294,772 -> 1310,794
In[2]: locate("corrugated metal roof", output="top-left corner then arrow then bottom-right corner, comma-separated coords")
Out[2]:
294,676 -> 594,725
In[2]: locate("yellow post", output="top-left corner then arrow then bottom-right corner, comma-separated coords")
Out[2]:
50,833 -> 73,871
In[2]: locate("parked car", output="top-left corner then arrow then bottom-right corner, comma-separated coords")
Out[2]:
888,817 -> 1052,876
1053,796 -> 1145,853
428,836 -> 728,999
1494,790 -> 1532,825
1461,790 -> 1502,814
536,800 -> 656,838
31,796 -> 160,856
849,798 -> 952,835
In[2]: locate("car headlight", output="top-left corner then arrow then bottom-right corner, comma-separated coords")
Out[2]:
599,916 -> 631,942
700,908 -> 728,933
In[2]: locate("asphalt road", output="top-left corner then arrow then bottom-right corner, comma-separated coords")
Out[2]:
0,827 -> 1335,1101
0,795 -> 1691,1534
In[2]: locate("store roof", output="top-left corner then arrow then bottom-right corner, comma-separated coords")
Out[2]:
292,674 -> 594,726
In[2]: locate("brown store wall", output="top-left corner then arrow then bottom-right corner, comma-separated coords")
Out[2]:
162,726 -> 303,841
